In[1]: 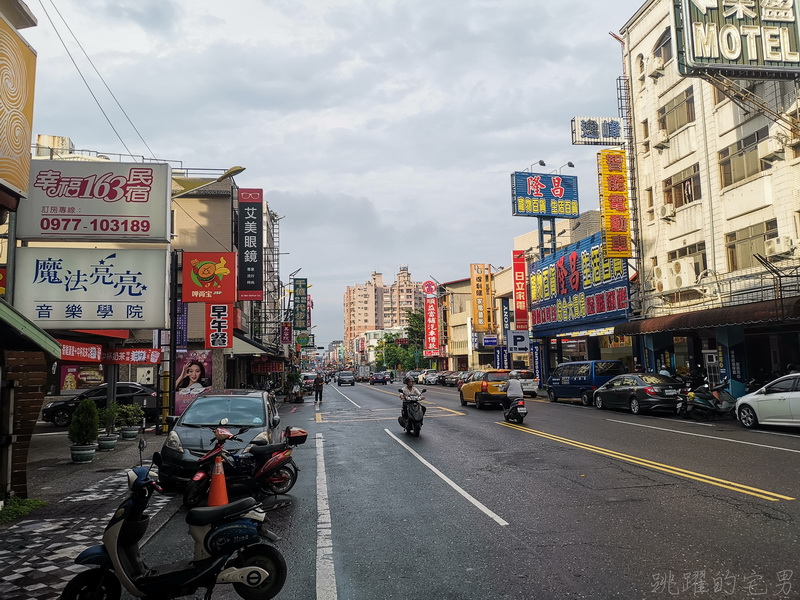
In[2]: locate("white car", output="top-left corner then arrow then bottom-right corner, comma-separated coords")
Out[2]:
423,372 -> 440,385
418,369 -> 437,384
735,374 -> 800,429
510,370 -> 539,397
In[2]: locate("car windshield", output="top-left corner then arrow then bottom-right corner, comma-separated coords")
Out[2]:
595,361 -> 626,376
179,395 -> 266,427
486,372 -> 509,382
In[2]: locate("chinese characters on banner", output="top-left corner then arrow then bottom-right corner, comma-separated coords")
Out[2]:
102,349 -> 162,364
571,117 -> 624,145
512,250 -> 529,331
470,264 -> 495,333
424,296 -> 439,355
280,322 -> 293,344
205,304 -> 233,349
598,149 -> 633,258
528,233 -> 629,335
182,252 -> 237,303
293,278 -> 308,330
510,172 -> 579,218
57,339 -> 102,362
237,188 -> 264,301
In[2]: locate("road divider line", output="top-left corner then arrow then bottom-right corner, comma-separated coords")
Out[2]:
385,428 -> 509,526
315,433 -> 338,600
331,385 -> 361,408
606,419 -> 800,453
499,422 -> 794,502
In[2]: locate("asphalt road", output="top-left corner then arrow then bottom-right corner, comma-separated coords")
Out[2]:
139,382 -> 800,600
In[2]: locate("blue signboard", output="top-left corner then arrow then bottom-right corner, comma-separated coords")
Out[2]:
483,335 -> 498,347
494,346 -> 507,369
529,232 -> 630,337
501,298 -> 511,333
511,171 -> 579,219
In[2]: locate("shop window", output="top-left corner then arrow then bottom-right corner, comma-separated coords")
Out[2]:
725,219 -> 778,271
663,163 -> 701,209
658,87 -> 695,135
719,126 -> 769,187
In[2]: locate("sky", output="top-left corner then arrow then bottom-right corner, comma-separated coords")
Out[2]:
21,0 -> 646,348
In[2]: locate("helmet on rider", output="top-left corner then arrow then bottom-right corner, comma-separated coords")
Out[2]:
508,370 -> 520,379
404,375 -> 415,385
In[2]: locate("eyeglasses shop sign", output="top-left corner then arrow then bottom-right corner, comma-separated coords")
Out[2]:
13,247 -> 168,329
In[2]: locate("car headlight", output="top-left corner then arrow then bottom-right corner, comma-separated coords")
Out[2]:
164,430 -> 184,453
43,402 -> 54,409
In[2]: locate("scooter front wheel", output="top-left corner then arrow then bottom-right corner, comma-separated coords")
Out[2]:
233,544 -> 287,600
60,568 -> 121,600
183,478 -> 211,507
266,466 -> 297,495
412,421 -> 421,437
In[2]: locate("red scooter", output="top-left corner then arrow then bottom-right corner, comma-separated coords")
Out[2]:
183,422 -> 307,508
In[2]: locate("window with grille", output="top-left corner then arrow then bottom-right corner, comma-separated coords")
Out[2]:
725,219 -> 778,271
663,163 -> 701,209
719,126 -> 769,187
658,87 -> 695,135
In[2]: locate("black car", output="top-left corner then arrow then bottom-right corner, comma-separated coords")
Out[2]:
337,371 -> 356,386
444,371 -> 463,387
593,373 -> 684,414
41,382 -> 158,427
436,371 -> 454,385
156,389 -> 281,490
369,372 -> 389,385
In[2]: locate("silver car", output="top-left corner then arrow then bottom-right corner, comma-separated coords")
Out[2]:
510,370 -> 539,397
735,374 -> 800,429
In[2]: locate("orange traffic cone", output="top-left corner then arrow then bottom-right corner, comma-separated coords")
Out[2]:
207,454 -> 229,507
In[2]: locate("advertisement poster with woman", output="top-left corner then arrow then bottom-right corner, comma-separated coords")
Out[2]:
175,350 -> 212,414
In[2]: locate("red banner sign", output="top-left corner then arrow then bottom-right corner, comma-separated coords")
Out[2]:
280,322 -> 293,344
424,297 -> 439,352
512,250 -> 529,331
57,339 -> 103,362
183,252 -> 237,303
206,304 -> 234,348
102,349 -> 162,365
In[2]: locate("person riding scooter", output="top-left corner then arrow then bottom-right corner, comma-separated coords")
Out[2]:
400,376 -> 424,421
502,371 -> 524,411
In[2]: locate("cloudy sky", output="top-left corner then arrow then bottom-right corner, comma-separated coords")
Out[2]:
22,0 -> 645,347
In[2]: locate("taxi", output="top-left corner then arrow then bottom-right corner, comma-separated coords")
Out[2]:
459,369 -> 511,409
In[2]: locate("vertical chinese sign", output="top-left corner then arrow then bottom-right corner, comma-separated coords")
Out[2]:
237,188 -> 264,301
470,264 -> 495,333
512,250 -> 529,331
292,278 -> 308,330
598,149 -> 632,259
206,304 -> 233,349
423,296 -> 439,357
280,322 -> 293,345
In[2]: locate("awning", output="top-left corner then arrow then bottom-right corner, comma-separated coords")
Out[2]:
224,333 -> 275,356
0,298 -> 62,358
614,296 -> 800,335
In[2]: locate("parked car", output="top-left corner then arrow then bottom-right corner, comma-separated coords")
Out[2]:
545,360 -> 627,406
435,371 -> 454,385
156,389 -> 281,490
41,382 -> 158,427
369,372 -> 389,385
456,371 -> 474,390
444,371 -> 463,386
418,369 -> 437,384
405,370 -> 422,382
423,371 -> 440,385
510,370 -> 539,397
736,374 -> 800,429
459,369 -> 511,409
593,373 -> 684,414
337,371 -> 356,386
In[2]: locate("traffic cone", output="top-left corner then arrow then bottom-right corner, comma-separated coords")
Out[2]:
207,454 -> 229,506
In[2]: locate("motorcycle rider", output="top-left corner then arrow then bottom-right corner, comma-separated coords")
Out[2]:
502,371 -> 524,411
400,375 -> 424,421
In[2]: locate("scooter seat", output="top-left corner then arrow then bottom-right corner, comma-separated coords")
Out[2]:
250,443 -> 286,458
185,497 -> 259,526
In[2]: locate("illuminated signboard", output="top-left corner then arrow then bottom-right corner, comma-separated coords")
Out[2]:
424,296 -> 439,354
529,233 -> 629,337
511,172 -> 579,218
674,0 -> 800,79
470,264 -> 495,333
512,250 -> 529,330
237,188 -> 264,301
598,149 -> 633,259
571,117 -> 625,145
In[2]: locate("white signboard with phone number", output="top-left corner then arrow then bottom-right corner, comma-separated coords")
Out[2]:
16,160 -> 171,242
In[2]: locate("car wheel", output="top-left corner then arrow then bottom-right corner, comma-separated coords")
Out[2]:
52,408 -> 72,427
629,397 -> 641,415
548,389 -> 558,403
459,392 -> 467,406
738,405 -> 758,429
580,391 -> 592,406
594,395 -> 605,410
475,393 -> 485,410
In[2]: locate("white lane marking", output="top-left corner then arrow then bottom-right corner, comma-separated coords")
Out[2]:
316,433 -> 338,600
606,419 -> 800,453
384,429 -> 508,526
331,385 -> 361,408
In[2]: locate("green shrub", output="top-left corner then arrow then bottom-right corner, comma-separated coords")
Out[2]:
0,496 -> 47,525
117,403 -> 145,427
98,401 -> 119,434
68,398 -> 99,445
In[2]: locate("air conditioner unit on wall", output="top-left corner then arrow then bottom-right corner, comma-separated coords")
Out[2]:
765,236 -> 793,257
648,56 -> 665,78
651,276 -> 667,294
658,204 -> 675,219
758,137 -> 785,163
653,129 -> 670,150
669,259 -> 696,289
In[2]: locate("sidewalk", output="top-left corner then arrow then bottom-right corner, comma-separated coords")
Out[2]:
0,427 -> 181,600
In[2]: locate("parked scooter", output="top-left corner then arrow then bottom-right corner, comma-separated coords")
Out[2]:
62,451 -> 286,599
676,377 -> 737,420
503,397 -> 528,424
397,388 -> 426,437
183,422 -> 307,508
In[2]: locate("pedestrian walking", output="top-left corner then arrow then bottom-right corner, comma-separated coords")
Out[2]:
313,373 -> 324,403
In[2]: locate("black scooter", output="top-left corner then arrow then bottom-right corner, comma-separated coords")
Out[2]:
61,445 -> 286,600
398,388 -> 426,437
503,397 -> 528,424
677,378 -> 737,420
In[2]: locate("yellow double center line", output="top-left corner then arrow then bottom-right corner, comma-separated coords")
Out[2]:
499,422 -> 794,502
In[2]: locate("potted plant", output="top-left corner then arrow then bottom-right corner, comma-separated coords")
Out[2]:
97,401 -> 119,451
117,403 -> 145,439
285,371 -> 301,403
68,398 -> 99,463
